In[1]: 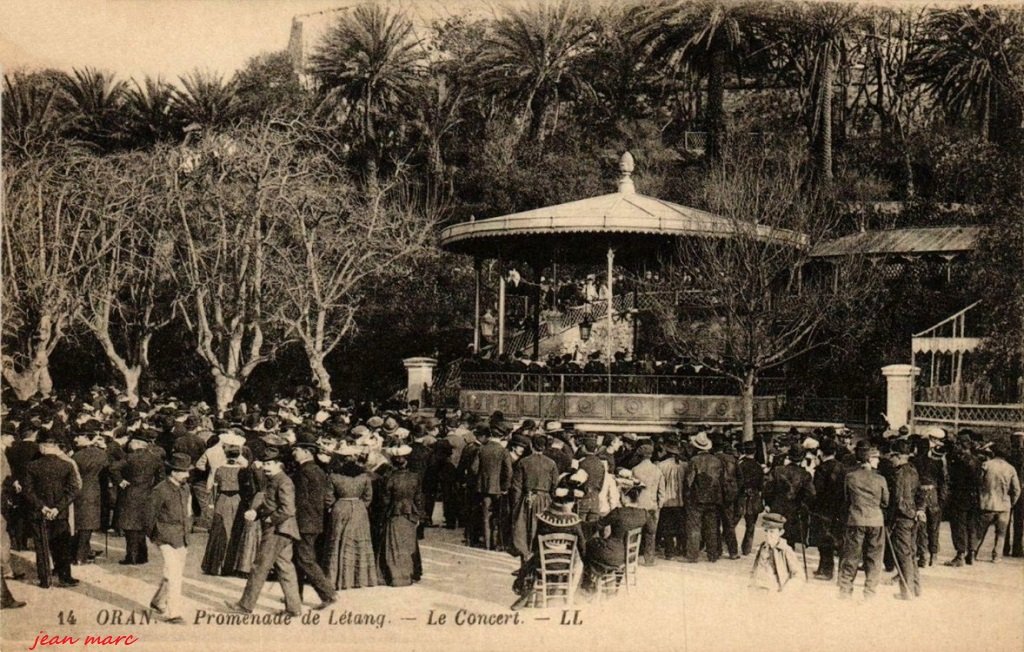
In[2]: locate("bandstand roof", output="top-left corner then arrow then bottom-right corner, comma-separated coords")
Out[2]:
439,153 -> 807,265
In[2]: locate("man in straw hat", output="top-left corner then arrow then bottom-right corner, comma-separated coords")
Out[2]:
226,446 -> 303,617
912,426 -> 947,567
684,431 -> 724,563
147,453 -> 194,623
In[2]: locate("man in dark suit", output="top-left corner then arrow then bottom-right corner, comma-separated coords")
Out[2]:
111,431 -> 164,564
887,440 -> 924,600
472,426 -> 513,550
543,424 -> 573,474
173,423 -> 208,529
575,436 -> 605,535
457,429 -> 483,547
5,426 -> 40,551
290,437 -> 335,609
714,437 -> 741,560
764,445 -> 815,549
227,447 -> 303,616
509,435 -> 559,560
147,453 -> 192,624
812,438 -> 845,579
23,431 -> 79,588
736,441 -> 765,556
945,434 -> 981,566
71,431 -> 108,564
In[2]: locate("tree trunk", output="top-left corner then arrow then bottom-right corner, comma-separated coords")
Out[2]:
741,371 -> 756,442
213,373 -> 242,414
2,365 -> 43,401
1,347 -> 53,400
310,354 -> 332,402
706,48 -> 727,163
528,91 -> 547,143
813,52 -> 835,191
122,366 -> 142,408
898,131 -> 915,199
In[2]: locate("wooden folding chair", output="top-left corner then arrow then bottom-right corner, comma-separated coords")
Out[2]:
621,527 -> 642,592
535,533 -> 579,608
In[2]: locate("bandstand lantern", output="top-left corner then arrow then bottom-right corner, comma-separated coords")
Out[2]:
437,151 -> 806,430
578,317 -> 593,342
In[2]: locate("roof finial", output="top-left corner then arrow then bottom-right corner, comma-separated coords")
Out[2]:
618,151 -> 635,194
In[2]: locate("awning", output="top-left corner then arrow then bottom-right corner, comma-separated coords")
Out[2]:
811,226 -> 981,259
912,336 -> 985,354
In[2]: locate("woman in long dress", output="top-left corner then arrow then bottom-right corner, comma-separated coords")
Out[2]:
325,452 -> 379,590
233,458 -> 265,575
200,445 -> 246,575
379,446 -> 423,587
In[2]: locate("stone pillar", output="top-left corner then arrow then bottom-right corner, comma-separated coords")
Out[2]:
403,357 -> 437,407
881,364 -> 919,429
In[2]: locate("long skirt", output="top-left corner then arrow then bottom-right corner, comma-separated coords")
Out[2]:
201,493 -> 241,575
511,493 -> 551,558
234,516 -> 262,574
326,500 -> 378,590
381,516 -> 422,587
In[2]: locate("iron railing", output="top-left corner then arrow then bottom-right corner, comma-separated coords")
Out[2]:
914,402 -> 1024,429
776,396 -> 883,426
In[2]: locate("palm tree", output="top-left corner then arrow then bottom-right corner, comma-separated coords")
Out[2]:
911,6 -> 1024,146
58,67 -> 127,153
475,0 -> 597,143
410,75 -> 464,201
308,3 -> 424,157
583,2 -> 664,127
170,70 -> 240,131
647,0 -> 768,162
2,71 -> 68,159
777,1 -> 863,191
123,76 -> 182,147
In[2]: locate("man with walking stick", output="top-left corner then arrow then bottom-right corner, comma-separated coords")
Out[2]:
886,440 -> 924,600
23,431 -> 80,588
837,442 -> 888,600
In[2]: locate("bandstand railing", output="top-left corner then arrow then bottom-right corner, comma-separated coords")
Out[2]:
460,372 -> 786,397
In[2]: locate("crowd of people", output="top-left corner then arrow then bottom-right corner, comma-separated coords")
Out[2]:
1,385 -> 1022,617
463,350 -> 704,376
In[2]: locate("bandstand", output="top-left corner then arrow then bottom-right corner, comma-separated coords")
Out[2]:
434,153 -> 806,432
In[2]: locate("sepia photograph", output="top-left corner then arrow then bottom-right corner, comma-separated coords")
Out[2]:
1,1 -> 1022,650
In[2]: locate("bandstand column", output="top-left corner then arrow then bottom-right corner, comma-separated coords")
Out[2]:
498,264 -> 506,356
473,258 -> 482,354
532,283 -> 541,360
606,245 -> 614,364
